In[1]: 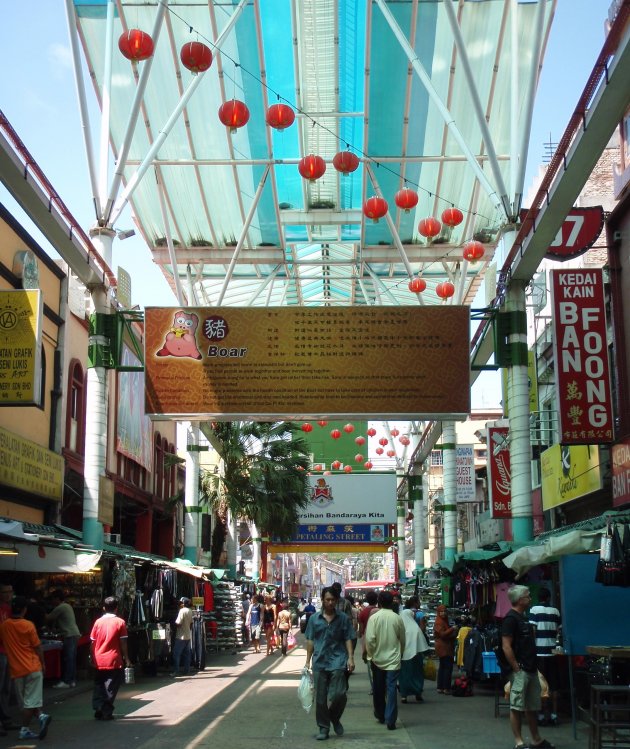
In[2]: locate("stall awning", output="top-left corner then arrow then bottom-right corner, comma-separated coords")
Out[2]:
0,543 -> 101,573
161,560 -> 210,579
437,541 -> 515,572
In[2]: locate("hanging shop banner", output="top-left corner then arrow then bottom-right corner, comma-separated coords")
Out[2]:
488,425 -> 511,519
456,445 -> 476,502
144,306 -> 470,420
116,345 -> 153,470
611,439 -> 630,508
0,290 -> 42,406
550,269 -> 613,444
298,473 -> 396,524
541,443 -> 601,511
519,206 -> 604,260
0,426 -> 63,501
274,524 -> 388,545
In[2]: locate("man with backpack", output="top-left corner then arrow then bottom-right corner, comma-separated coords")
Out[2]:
501,585 -> 554,749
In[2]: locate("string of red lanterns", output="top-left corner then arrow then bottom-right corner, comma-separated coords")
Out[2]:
118,29 -> 154,61
180,41 -> 213,73
298,154 -> 327,182
218,99 -> 250,133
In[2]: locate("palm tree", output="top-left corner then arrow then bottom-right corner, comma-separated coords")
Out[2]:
200,421 -> 311,570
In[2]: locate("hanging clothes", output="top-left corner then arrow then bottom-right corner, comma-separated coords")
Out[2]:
150,588 -> 164,620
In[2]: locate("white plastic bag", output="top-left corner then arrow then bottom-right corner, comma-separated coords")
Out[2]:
298,667 -> 314,712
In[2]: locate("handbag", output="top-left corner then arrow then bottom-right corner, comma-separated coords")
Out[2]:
287,630 -> 297,650
298,667 -> 314,712
423,657 -> 438,681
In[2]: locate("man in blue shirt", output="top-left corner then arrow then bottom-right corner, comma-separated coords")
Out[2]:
305,587 -> 355,740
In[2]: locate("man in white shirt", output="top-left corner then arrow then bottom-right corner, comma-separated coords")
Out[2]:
529,588 -> 561,726
171,597 -> 193,677
365,590 -> 405,731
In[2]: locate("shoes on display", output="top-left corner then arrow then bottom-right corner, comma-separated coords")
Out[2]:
38,714 -> 52,739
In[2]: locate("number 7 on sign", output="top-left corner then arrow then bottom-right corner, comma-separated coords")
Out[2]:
550,214 -> 584,247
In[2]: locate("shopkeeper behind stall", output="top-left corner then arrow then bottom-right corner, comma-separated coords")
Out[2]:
45,591 -> 80,689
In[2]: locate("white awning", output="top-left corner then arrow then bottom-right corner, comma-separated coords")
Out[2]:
502,529 -> 602,577
0,543 -> 102,573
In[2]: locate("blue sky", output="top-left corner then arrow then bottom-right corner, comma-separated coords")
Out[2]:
0,0 -> 614,311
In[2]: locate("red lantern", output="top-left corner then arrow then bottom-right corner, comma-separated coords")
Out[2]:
118,29 -> 154,62
266,103 -> 295,130
441,207 -> 464,227
330,429 -> 342,440
408,277 -> 427,293
180,42 -> 213,73
394,188 -> 419,213
378,437 -> 388,447
301,423 -> 313,433
218,99 -> 250,133
462,240 -> 485,263
436,281 -> 455,300
418,217 -> 442,238
375,447 -> 384,456
332,460 -> 342,470
298,154 -> 326,182
343,423 -> 355,434
399,435 -> 410,446
344,465 -> 353,473
386,449 -> 396,457
391,428 -> 400,437
317,420 -> 328,427
367,427 -> 376,437
364,461 -> 373,469
355,436 -> 366,446
363,196 -> 388,223
313,464 -> 322,471
332,151 -> 360,175
355,454 -> 365,464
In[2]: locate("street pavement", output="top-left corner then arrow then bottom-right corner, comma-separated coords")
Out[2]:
2,634 -> 590,749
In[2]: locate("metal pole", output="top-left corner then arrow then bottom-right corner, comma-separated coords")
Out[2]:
156,173 -> 186,304
98,0 -> 115,217
442,421 -> 457,560
183,423 -> 200,563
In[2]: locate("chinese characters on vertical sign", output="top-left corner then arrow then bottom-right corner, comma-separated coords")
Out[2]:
550,270 -> 613,444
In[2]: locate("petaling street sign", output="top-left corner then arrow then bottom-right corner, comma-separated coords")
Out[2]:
550,269 -> 613,444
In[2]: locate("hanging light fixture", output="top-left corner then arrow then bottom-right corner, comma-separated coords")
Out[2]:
301,423 -> 313,433
375,447 -> 384,455
266,103 -> 295,130
332,150 -> 360,175
462,240 -> 485,263
344,465 -> 353,473
355,454 -> 365,463
391,428 -> 400,437
399,435 -> 410,446
378,437 -> 388,447
218,99 -> 250,133
118,29 -> 154,62
408,277 -> 427,293
394,188 -> 419,213
386,449 -> 396,458
436,281 -> 456,300
330,429 -> 342,440
367,427 -> 377,437
363,196 -> 388,223
364,461 -> 373,470
418,217 -> 442,238
343,423 -> 355,434
441,207 -> 464,227
298,155 -> 326,182
0,546 -> 18,556
180,41 -> 213,73
331,460 -> 342,470
355,436 -> 366,446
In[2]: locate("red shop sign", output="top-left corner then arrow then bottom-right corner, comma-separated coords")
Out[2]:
488,426 -> 511,519
519,206 -> 604,260
551,269 -> 613,444
611,440 -> 630,508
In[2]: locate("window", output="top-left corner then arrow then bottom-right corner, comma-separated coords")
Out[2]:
65,360 -> 86,454
430,450 -> 443,466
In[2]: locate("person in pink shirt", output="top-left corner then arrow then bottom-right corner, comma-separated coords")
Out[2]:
90,597 -> 131,721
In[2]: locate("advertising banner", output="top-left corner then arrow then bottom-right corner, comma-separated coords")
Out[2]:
116,345 -> 153,470
0,426 -> 63,501
550,269 -> 613,444
610,440 -> 630,508
541,444 -> 601,510
298,473 -> 397,525
0,290 -> 42,406
144,306 -> 470,420
488,425 -> 511,518
456,445 -> 476,502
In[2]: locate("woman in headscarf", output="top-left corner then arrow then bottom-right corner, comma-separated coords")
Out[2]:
433,604 -> 457,694
399,607 -> 430,703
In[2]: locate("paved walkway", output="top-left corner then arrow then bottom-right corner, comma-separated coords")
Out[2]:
3,636 -> 590,749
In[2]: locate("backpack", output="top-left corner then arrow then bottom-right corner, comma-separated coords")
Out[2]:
451,675 -> 473,697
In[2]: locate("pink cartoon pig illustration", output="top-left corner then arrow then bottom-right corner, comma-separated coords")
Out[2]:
156,310 -> 203,359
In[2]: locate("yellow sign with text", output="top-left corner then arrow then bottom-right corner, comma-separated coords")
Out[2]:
0,290 -> 42,405
541,443 -> 601,510
0,426 -> 63,501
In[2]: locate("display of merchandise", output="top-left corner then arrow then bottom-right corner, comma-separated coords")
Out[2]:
208,581 -> 243,653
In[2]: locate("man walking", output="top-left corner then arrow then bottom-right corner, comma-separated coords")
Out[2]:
502,585 -> 554,749
90,596 -> 131,721
171,597 -> 193,677
357,590 -> 378,694
46,590 -> 80,688
305,586 -> 355,740
365,590 -> 405,731
529,588 -> 562,726
0,584 -> 14,734
0,595 -> 52,740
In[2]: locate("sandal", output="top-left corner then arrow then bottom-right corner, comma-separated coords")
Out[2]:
530,741 -> 555,749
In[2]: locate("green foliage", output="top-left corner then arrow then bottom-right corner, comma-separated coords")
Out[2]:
200,421 -> 311,543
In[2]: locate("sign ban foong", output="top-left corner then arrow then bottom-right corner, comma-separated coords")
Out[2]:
299,474 -> 397,526
143,306 -> 470,420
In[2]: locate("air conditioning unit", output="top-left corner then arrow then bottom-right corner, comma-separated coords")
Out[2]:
103,532 -> 121,545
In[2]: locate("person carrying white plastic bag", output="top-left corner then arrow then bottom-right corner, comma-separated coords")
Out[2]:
298,667 -> 314,712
